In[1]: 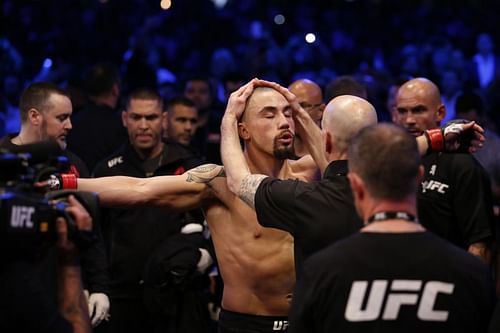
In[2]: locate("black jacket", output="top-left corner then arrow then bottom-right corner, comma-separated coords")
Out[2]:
93,139 -> 205,298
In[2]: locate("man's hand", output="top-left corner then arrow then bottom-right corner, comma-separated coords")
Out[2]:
224,78 -> 258,120
56,195 -> 93,333
444,120 -> 485,153
86,292 -> 110,327
425,120 -> 485,154
56,195 -> 92,260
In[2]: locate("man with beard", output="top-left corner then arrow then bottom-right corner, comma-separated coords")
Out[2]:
51,80 -> 317,332
0,82 -> 110,328
91,88 -> 209,333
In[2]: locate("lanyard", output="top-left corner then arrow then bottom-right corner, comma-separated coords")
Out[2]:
367,211 -> 418,224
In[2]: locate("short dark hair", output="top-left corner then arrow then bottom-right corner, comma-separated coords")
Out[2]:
19,82 -> 69,122
325,76 -> 367,102
84,63 -> 120,97
348,123 -> 421,200
166,96 -> 196,112
126,88 -> 163,110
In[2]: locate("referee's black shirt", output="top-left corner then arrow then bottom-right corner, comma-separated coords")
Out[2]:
254,160 -> 362,276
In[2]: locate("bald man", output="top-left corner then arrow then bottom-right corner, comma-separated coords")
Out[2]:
392,77 -> 494,261
288,79 -> 325,158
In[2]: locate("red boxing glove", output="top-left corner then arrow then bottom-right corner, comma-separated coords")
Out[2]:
424,120 -> 474,154
47,173 -> 78,190
424,128 -> 444,153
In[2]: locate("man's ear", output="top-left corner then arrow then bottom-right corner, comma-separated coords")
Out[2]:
121,110 -> 128,128
324,130 -> 332,155
28,108 -> 42,126
391,110 -> 398,123
348,172 -> 364,202
238,122 -> 250,140
437,104 -> 446,122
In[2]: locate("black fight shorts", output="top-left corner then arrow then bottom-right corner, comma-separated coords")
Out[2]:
218,308 -> 289,333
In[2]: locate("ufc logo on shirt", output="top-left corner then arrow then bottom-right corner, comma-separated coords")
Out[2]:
273,320 -> 288,330
345,280 -> 454,322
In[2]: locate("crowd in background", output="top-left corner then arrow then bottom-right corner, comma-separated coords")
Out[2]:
2,1 -> 500,332
2,0 -> 500,130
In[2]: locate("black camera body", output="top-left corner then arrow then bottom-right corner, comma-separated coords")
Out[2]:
0,141 -> 98,261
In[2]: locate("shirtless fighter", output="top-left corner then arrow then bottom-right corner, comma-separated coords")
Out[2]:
51,79 -> 316,332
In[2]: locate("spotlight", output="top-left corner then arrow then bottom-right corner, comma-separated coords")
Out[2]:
160,0 -> 171,10
305,33 -> 316,44
274,14 -> 285,25
43,58 -> 53,68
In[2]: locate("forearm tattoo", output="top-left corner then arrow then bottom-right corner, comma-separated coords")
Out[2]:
186,164 -> 226,183
238,174 -> 268,209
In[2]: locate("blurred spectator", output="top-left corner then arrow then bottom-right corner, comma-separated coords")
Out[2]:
455,92 -> 500,205
440,70 -> 464,124
325,75 -> 367,103
470,33 -> 500,90
183,76 -> 223,163
67,63 -> 127,171
164,96 -> 199,149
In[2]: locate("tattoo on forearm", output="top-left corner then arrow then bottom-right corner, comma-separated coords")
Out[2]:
186,164 -> 226,183
238,174 -> 267,209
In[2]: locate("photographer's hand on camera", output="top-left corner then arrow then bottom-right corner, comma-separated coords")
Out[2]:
55,195 -> 93,333
55,195 -> 92,262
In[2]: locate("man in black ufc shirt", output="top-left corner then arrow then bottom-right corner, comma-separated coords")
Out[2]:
289,124 -> 495,333
392,78 -> 494,260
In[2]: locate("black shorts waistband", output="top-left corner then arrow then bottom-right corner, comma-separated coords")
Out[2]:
219,309 -> 289,332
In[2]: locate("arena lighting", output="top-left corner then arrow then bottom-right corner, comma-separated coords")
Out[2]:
274,14 -> 285,25
211,0 -> 228,9
43,58 -> 53,68
160,0 -> 171,10
305,33 -> 316,44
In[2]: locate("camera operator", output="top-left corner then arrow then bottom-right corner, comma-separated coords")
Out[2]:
0,195 -> 92,333
0,82 -> 110,327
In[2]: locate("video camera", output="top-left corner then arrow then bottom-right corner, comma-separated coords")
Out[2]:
0,141 -> 98,261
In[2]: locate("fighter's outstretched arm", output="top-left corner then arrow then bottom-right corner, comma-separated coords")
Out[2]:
77,164 -> 224,210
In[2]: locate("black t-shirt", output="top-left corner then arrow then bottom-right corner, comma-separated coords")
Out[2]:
418,152 -> 494,248
290,231 -> 495,333
254,160 -> 362,276
0,261 -> 72,333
